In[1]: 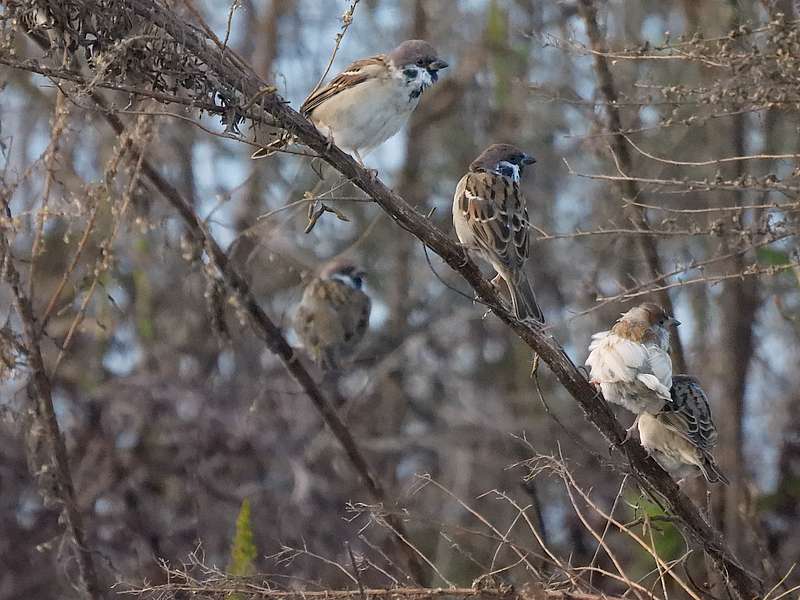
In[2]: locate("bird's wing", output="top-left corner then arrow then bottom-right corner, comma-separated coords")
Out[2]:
293,280 -> 346,346
636,373 -> 672,401
646,345 -> 673,389
585,333 -> 649,382
587,330 -> 610,352
339,287 -> 371,348
659,375 -> 719,450
300,56 -> 389,116
454,171 -> 530,273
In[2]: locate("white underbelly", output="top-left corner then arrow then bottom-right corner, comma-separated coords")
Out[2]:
310,78 -> 418,154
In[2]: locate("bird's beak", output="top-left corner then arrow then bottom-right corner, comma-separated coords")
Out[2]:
670,318 -> 681,327
523,154 -> 537,165
428,59 -> 449,71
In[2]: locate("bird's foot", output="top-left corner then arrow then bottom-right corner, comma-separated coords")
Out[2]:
623,416 -> 640,443
609,419 -> 639,453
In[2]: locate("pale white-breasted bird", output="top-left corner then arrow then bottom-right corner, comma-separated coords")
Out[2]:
585,303 -> 678,431
293,260 -> 371,371
254,40 -> 447,163
452,143 -> 544,323
638,374 -> 729,484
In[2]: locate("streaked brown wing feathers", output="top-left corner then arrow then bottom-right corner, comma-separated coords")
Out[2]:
457,172 -> 530,272
661,376 -> 718,450
300,56 -> 387,116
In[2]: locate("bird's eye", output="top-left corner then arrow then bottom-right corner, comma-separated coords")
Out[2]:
416,58 -> 426,67
403,67 -> 418,78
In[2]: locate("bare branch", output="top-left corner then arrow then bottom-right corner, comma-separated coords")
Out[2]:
0,234 -> 103,599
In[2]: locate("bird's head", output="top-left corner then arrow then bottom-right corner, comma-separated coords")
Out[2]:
619,302 -> 680,347
388,40 -> 448,97
321,260 -> 366,290
469,143 -> 537,183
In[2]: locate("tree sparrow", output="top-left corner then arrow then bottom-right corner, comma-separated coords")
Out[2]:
254,40 -> 447,162
293,260 -> 371,371
585,303 -> 678,431
638,375 -> 729,484
452,143 -> 544,323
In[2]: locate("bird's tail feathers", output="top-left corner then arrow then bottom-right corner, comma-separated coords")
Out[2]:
318,347 -> 341,373
699,453 -> 730,485
508,273 -> 545,324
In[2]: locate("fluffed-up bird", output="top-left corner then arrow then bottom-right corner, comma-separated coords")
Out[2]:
293,260 -> 371,371
253,40 -> 448,162
452,143 -> 544,323
585,303 -> 678,431
638,374 -> 729,484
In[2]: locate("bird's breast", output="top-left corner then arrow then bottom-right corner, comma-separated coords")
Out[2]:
309,77 -> 416,153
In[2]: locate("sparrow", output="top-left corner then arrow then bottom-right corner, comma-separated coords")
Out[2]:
585,303 -> 679,431
452,143 -> 544,323
293,260 -> 371,372
253,40 -> 448,163
638,375 -> 729,484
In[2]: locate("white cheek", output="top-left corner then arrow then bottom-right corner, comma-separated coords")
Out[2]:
418,69 -> 432,87
497,161 -> 520,183
396,67 -> 432,89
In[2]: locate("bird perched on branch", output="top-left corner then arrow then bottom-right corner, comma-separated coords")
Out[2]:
452,143 -> 544,323
253,40 -> 448,163
293,260 -> 371,372
585,303 -> 678,432
638,375 -> 729,484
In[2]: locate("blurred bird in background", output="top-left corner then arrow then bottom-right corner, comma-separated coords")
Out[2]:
452,143 -> 543,323
638,375 -> 729,484
293,260 -> 371,372
253,39 -> 448,163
